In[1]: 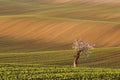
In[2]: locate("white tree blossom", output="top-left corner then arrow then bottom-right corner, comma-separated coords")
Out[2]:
72,39 -> 94,58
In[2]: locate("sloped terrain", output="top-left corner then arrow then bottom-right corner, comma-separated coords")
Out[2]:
0,18 -> 120,52
0,47 -> 120,68
0,0 -> 120,52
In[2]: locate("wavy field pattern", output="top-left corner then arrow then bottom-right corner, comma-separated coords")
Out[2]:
0,18 -> 120,52
0,0 -> 120,52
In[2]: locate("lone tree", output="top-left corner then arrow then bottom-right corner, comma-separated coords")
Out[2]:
72,39 -> 94,67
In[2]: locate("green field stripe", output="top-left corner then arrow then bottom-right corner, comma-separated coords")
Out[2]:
0,47 -> 119,68
0,15 -> 120,24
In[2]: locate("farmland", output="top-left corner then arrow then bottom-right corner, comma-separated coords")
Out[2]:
0,18 -> 120,52
0,0 -> 120,79
0,47 -> 120,68
0,64 -> 120,80
0,47 -> 120,79
0,0 -> 120,52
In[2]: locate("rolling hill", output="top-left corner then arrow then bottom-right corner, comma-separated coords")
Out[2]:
0,0 -> 120,52
0,18 -> 120,52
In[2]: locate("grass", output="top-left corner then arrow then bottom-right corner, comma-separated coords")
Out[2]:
0,47 -> 120,68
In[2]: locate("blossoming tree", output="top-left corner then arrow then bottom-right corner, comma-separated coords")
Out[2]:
72,39 -> 94,67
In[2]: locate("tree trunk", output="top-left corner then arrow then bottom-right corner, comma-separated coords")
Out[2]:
73,50 -> 82,67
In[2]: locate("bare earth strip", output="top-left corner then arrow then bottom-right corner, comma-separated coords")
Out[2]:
0,18 -> 120,52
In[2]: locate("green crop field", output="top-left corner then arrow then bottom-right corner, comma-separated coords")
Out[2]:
0,47 -> 119,79
0,64 -> 120,80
